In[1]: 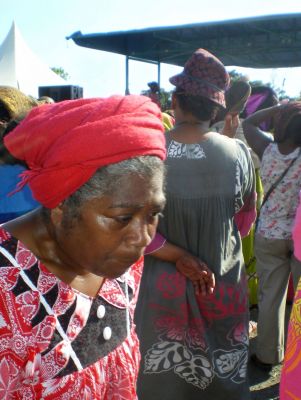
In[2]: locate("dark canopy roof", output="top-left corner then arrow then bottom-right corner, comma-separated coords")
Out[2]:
68,13 -> 301,68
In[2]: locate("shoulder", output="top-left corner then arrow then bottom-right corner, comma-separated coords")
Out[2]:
263,142 -> 276,155
210,132 -> 250,158
235,138 -> 252,158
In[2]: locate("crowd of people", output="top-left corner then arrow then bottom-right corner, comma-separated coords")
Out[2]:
0,46 -> 300,399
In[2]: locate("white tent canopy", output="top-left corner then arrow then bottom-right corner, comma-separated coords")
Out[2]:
0,22 -> 66,97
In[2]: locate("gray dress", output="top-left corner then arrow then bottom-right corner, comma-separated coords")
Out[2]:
135,132 -> 255,400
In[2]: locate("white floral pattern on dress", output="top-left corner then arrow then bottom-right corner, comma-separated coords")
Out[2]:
258,144 -> 301,239
167,140 -> 206,159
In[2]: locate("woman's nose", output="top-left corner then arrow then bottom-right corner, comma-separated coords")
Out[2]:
125,219 -> 153,249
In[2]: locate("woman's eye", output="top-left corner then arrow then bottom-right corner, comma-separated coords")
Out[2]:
115,215 -> 132,224
114,211 -> 163,225
149,211 -> 164,221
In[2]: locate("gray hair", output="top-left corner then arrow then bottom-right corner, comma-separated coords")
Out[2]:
43,155 -> 165,226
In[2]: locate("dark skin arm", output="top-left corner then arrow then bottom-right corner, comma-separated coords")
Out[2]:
150,240 -> 215,296
242,106 -> 280,159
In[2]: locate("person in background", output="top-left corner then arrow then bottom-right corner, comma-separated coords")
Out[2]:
0,95 -> 214,399
280,189 -> 301,399
161,110 -> 175,131
211,79 -> 251,139
146,81 -> 161,109
0,86 -> 40,223
213,83 -> 279,308
135,48 -> 255,400
243,102 -> 301,371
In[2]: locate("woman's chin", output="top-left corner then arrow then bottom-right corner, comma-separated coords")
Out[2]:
94,259 -> 136,279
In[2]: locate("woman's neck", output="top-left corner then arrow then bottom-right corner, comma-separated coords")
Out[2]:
171,118 -> 212,143
3,209 -> 104,297
175,118 -> 209,129
277,141 -> 299,155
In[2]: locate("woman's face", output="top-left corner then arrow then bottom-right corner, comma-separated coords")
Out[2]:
51,170 -> 165,279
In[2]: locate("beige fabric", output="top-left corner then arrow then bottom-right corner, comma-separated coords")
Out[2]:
255,233 -> 301,364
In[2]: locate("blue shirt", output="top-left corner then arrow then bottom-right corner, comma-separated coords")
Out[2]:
0,164 -> 39,218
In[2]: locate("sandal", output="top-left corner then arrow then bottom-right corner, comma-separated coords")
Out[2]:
248,320 -> 257,335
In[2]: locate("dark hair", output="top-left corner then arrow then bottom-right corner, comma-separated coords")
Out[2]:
284,114 -> 301,146
174,87 -> 221,121
0,100 -> 11,122
42,155 -> 165,228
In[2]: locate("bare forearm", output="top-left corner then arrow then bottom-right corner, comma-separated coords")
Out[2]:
151,240 -> 188,263
150,240 -> 215,296
244,106 -> 279,126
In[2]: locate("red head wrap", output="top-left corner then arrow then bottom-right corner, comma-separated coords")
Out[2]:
4,95 -> 166,208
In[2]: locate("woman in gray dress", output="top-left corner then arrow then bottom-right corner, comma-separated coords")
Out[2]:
135,49 -> 256,400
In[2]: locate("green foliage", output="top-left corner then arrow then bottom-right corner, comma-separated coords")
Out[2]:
159,89 -> 172,111
142,68 -> 297,107
141,88 -> 172,111
51,67 -> 69,81
228,69 -> 246,82
228,69 -> 292,101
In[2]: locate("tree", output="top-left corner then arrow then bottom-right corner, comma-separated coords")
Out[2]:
141,87 -> 172,111
51,67 -> 69,81
228,69 -> 247,82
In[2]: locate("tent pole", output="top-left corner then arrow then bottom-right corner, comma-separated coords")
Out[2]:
157,62 -> 161,88
125,56 -> 130,95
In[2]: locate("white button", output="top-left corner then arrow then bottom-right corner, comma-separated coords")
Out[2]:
97,305 -> 106,319
103,326 -> 112,341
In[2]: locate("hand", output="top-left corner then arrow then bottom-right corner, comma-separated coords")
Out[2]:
175,254 -> 215,296
222,113 -> 239,138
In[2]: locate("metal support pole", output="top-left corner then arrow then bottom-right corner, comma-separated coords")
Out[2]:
125,56 -> 130,95
157,62 -> 161,88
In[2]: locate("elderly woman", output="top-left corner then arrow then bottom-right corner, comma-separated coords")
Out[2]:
135,49 -> 255,400
0,95 -> 214,399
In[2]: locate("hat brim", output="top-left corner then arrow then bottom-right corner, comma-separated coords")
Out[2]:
169,73 -> 226,108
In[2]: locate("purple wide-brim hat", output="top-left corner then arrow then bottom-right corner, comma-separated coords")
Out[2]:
169,48 -> 230,108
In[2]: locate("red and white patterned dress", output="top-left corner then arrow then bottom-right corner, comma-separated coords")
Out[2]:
0,227 -> 142,399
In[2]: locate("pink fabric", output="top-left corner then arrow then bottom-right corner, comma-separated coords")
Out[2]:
234,192 -> 257,238
245,93 -> 269,117
144,232 -> 166,254
234,208 -> 257,238
245,92 -> 270,130
280,278 -> 301,399
280,191 -> 301,398
292,191 -> 301,261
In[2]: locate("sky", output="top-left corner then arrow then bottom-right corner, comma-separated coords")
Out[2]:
2,0 -> 301,98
